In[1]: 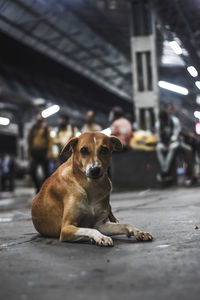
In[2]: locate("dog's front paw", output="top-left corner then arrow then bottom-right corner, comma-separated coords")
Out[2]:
92,232 -> 114,247
134,230 -> 153,241
125,225 -> 153,241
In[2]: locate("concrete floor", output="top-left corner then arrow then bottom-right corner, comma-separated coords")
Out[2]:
0,186 -> 200,300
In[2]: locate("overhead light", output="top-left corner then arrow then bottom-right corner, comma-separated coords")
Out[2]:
0,117 -> 10,126
195,123 -> 200,135
195,81 -> 200,90
50,130 -> 56,138
101,128 -> 112,136
187,66 -> 198,77
196,95 -> 200,105
33,98 -> 46,105
194,111 -> 200,119
41,105 -> 60,118
169,41 -> 182,55
158,81 -> 188,95
75,131 -> 81,137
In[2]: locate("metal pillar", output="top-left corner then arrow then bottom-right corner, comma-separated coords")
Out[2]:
130,0 -> 159,131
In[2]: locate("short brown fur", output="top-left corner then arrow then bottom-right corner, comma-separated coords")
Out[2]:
31,132 -> 153,246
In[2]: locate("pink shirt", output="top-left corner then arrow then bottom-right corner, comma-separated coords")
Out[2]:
111,117 -> 133,147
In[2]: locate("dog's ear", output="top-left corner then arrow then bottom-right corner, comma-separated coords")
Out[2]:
110,136 -> 123,152
61,137 -> 78,154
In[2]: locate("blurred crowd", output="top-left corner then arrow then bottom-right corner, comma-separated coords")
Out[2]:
1,104 -> 200,193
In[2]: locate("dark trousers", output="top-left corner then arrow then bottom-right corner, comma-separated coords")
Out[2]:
30,149 -> 49,193
1,172 -> 15,191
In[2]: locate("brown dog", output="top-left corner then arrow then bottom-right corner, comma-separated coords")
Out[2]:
31,132 -> 153,246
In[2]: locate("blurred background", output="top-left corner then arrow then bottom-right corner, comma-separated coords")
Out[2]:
1,3 -> 200,300
1,0 -> 200,191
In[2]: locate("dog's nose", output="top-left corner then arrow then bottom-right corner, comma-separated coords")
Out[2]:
89,167 -> 101,179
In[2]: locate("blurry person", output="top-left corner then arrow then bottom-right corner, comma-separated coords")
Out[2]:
53,114 -> 77,164
81,110 -> 102,132
0,153 -> 15,192
156,110 -> 181,180
165,103 -> 197,184
165,103 -> 176,117
180,128 -> 198,186
110,106 -> 133,150
27,112 -> 52,193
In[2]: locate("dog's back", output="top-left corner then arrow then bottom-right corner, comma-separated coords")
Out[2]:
31,160 -> 74,237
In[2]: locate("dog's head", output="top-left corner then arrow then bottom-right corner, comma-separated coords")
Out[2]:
61,132 -> 122,180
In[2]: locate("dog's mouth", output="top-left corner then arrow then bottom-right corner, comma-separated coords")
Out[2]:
87,173 -> 103,180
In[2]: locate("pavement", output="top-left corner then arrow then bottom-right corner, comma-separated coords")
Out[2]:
0,186 -> 200,300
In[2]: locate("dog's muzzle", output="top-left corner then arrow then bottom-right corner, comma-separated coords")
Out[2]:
87,166 -> 102,179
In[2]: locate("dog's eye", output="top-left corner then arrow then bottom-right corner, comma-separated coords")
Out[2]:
100,146 -> 109,155
80,147 -> 89,155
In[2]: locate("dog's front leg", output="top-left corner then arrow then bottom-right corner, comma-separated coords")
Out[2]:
97,222 -> 153,241
108,205 -> 119,223
60,224 -> 114,246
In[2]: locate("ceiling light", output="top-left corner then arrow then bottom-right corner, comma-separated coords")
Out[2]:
158,81 -> 188,95
195,81 -> 200,90
194,111 -> 200,119
195,123 -> 200,135
75,131 -> 81,137
101,128 -> 112,136
187,66 -> 198,77
41,105 -> 60,118
33,98 -> 46,105
196,95 -> 200,105
169,41 -> 182,55
0,117 -> 10,126
50,130 -> 56,138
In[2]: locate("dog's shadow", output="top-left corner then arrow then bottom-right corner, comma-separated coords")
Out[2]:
30,234 -> 152,247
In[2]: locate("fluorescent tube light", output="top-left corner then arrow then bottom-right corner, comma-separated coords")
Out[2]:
194,111 -> 200,119
41,105 -> 60,118
33,98 -> 46,105
195,123 -> 200,135
101,128 -> 112,136
187,66 -> 198,77
158,81 -> 188,95
0,117 -> 10,126
195,81 -> 200,90
169,41 -> 182,55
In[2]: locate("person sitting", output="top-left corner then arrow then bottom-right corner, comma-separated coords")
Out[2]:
156,110 -> 181,181
110,106 -> 133,150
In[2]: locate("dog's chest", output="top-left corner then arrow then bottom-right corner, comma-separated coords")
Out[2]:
77,200 -> 108,228
86,180 -> 110,202
75,180 -> 111,227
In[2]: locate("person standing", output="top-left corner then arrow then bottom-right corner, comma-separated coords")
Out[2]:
0,153 -> 15,192
81,110 -> 102,133
27,112 -> 52,193
53,114 -> 77,164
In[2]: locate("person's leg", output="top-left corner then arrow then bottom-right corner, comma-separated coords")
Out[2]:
164,141 -> 179,173
8,172 -> 15,192
40,155 -> 50,182
30,156 -> 41,193
156,143 -> 166,172
1,174 -> 6,191
181,143 -> 193,179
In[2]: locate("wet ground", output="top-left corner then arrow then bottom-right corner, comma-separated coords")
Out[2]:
0,186 -> 200,300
